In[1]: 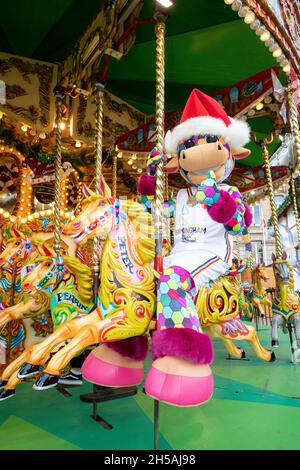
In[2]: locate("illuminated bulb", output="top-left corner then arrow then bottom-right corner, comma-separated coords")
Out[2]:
75,140 -> 81,148
59,122 -> 66,130
283,63 -> 291,73
71,215 -> 75,220
30,129 -> 36,136
260,30 -> 271,42
21,218 -> 27,224
10,216 -> 16,222
255,102 -> 264,111
128,160 -> 133,165
40,211 -> 45,216
272,48 -> 282,58
21,124 -> 28,132
0,146 -> 4,151
224,0 -> 234,4
9,148 -> 13,152
251,190 -> 255,195
20,207 -> 24,211
28,215 -> 34,221
156,0 -> 174,7
34,212 -> 39,218
60,210 -> 64,216
247,109 -> 255,117
0,111 -> 3,119
132,165 -> 137,170
65,211 -> 70,218
231,0 -> 242,11
3,212 -> 9,218
137,168 -> 143,174
46,209 -> 52,215
264,96 -> 272,104
244,12 -> 256,24
39,132 -> 46,139
132,154 -> 137,161
117,152 -> 123,159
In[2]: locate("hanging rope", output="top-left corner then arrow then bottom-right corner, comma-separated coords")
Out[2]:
262,139 -> 283,259
54,92 -> 64,255
92,82 -> 105,302
287,85 -> 300,176
154,21 -> 166,273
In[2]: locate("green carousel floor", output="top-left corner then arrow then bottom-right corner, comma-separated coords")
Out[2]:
1,324 -> 300,450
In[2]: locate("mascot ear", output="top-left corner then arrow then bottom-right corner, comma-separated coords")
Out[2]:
272,253 -> 277,262
165,156 -> 179,174
282,250 -> 288,260
232,146 -> 251,160
82,184 -> 95,198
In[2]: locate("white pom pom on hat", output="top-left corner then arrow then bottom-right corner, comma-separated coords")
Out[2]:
165,89 -> 251,153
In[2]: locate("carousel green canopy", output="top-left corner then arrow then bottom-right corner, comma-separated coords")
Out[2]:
0,0 -> 299,168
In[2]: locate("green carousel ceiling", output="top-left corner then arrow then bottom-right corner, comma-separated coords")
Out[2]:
0,0 -> 282,166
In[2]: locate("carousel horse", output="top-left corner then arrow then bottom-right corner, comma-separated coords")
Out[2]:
0,230 -> 69,330
0,178 -> 156,396
0,244 -> 93,400
271,252 -> 300,349
3,177 -> 274,404
251,265 -> 272,317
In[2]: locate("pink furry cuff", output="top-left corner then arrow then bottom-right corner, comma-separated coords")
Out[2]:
152,328 -> 214,364
244,202 -> 253,227
207,189 -> 237,224
137,175 -> 156,196
106,336 -> 149,361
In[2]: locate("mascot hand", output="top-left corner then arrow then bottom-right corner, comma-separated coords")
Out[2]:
195,171 -> 220,206
146,148 -> 168,176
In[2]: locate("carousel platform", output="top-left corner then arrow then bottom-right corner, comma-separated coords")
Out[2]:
1,325 -> 300,450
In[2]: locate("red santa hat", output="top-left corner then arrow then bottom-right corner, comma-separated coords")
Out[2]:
165,88 -> 250,153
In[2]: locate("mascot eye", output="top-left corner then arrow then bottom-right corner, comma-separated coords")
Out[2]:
184,139 -> 195,149
205,135 -> 218,143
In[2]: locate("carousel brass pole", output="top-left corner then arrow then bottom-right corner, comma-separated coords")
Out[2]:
54,91 -> 64,255
92,81 -> 105,304
112,152 -> 117,199
287,84 -> 300,176
261,137 -> 283,259
154,21 -> 166,273
290,176 -> 300,254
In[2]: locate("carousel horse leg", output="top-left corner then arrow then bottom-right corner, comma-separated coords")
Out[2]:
145,266 -> 214,407
292,314 -> 300,348
33,320 -> 102,390
0,348 -> 33,388
271,314 -> 284,347
18,311 -> 99,379
204,325 -> 245,359
0,370 -> 20,401
218,319 -> 275,362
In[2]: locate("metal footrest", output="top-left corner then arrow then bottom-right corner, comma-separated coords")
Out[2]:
80,385 -> 137,403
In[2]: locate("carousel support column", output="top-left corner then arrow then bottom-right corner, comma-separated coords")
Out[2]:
290,176 -> 300,263
92,82 -> 105,305
53,91 -> 64,255
153,18 -> 166,452
287,85 -> 300,176
112,152 -> 117,199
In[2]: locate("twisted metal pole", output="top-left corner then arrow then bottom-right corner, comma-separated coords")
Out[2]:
54,92 -> 64,255
287,85 -> 300,176
290,176 -> 300,248
112,152 -> 117,198
262,140 -> 283,259
154,22 -> 166,273
92,82 -> 105,303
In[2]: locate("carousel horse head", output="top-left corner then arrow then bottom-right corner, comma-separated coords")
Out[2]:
272,252 -> 290,285
64,176 -> 154,262
21,243 -> 92,299
0,228 -> 34,268
253,264 -> 270,282
164,89 -> 251,185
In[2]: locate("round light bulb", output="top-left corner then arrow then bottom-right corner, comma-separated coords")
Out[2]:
283,63 -> 291,73
34,212 -> 39,218
0,112 -> 3,120
224,0 -> 234,4
0,146 -> 4,151
3,212 -> 9,218
137,168 -> 143,174
238,6 -> 249,18
264,96 -> 272,104
231,0 -> 242,11
28,215 -> 34,221
40,211 -> 45,216
39,132 -> 46,139
117,152 -> 123,159
244,11 -> 256,24
272,48 -> 282,58
59,122 -> 66,130
75,141 -> 82,148
260,30 -> 271,42
255,102 -> 264,111
21,218 -> 27,224
21,124 -> 28,132
247,109 -> 255,117
128,160 -> 133,165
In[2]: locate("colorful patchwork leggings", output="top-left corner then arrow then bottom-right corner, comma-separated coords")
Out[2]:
156,266 -> 202,333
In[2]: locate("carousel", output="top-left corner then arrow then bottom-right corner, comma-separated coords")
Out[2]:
0,0 -> 299,451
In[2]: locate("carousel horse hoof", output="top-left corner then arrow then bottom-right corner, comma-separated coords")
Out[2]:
271,340 -> 279,348
0,388 -> 15,401
18,363 -> 42,379
82,352 -> 144,388
145,360 -> 214,407
33,373 -> 59,391
237,347 -> 246,359
0,380 -> 8,389
269,351 -> 276,362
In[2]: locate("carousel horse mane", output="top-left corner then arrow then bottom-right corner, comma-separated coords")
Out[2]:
34,254 -> 93,303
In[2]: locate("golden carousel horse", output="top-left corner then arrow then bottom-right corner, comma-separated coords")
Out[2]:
0,176 -> 275,399
0,244 -> 93,399
251,264 -> 272,317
